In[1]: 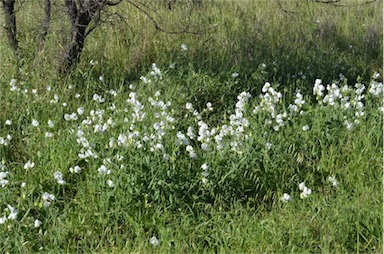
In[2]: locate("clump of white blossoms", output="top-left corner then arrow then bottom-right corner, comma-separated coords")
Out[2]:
150,236 -> 160,246
34,219 -> 43,228
24,160 -> 35,170
54,171 -> 66,185
201,164 -> 209,184
93,93 -> 105,103
186,145 -> 197,158
98,165 -> 110,175
42,192 -> 55,207
312,77 -> 376,130
64,112 -> 78,121
5,205 -> 18,220
328,176 -> 339,188
0,134 -> 12,146
69,165 -> 82,174
106,179 -> 114,187
299,182 -> 312,199
180,43 -> 188,51
0,164 -> 9,187
150,63 -> 162,80
281,193 -> 292,202
302,125 -> 310,131
31,119 -> 39,127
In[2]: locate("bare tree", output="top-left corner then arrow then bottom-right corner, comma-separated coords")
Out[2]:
61,0 -> 123,72
1,0 -> 212,74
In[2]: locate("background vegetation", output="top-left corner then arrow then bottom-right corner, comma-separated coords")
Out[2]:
0,0 -> 382,252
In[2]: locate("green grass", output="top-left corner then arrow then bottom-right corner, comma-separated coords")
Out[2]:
0,0 -> 382,253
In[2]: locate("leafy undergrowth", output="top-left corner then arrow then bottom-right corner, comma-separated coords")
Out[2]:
0,61 -> 382,252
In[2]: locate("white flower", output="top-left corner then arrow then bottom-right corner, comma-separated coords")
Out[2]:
186,145 -> 197,158
344,120 -> 354,131
6,205 -> 18,220
45,132 -> 54,138
313,79 -> 325,97
265,142 -> 272,150
75,93 -> 81,98
372,71 -> 380,79
187,126 -> 196,139
186,103 -> 193,111
77,107 -> 84,115
206,102 -> 214,111
34,219 -> 42,228
302,125 -> 310,131
24,160 -> 35,170
0,216 -> 6,224
48,120 -> 54,128
42,192 -> 55,207
231,72 -> 239,78
54,171 -> 65,185
300,186 -> 312,199
69,165 -> 81,174
201,143 -> 210,151
150,236 -> 160,246
31,119 -> 39,127
299,182 -> 312,198
281,193 -> 292,202
180,44 -> 188,51
42,192 -> 55,200
21,182 -> 26,188
98,165 -> 110,175
46,85 -> 51,91
5,120 -> 11,126
201,164 -> 209,170
93,93 -> 105,103
64,113 -> 78,121
140,76 -> 149,84
106,179 -> 114,187
328,176 -> 339,187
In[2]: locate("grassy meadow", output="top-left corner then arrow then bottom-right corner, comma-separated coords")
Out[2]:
0,0 -> 383,252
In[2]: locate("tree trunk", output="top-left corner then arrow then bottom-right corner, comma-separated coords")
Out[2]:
40,0 -> 51,44
61,11 -> 92,72
2,0 -> 18,51
60,0 -> 103,73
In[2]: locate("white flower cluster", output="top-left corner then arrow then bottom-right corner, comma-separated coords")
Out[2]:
54,171 -> 65,185
201,163 -> 209,184
0,163 -> 9,187
0,205 -> 18,224
69,165 -> 82,174
369,80 -> 383,97
42,192 -> 55,207
313,77 -> 380,130
0,134 -> 12,146
288,89 -> 305,114
77,128 -> 97,159
328,176 -> 339,187
253,82 -> 288,131
150,63 -> 162,80
299,182 -> 312,199
281,182 -> 314,202
227,92 -> 251,151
